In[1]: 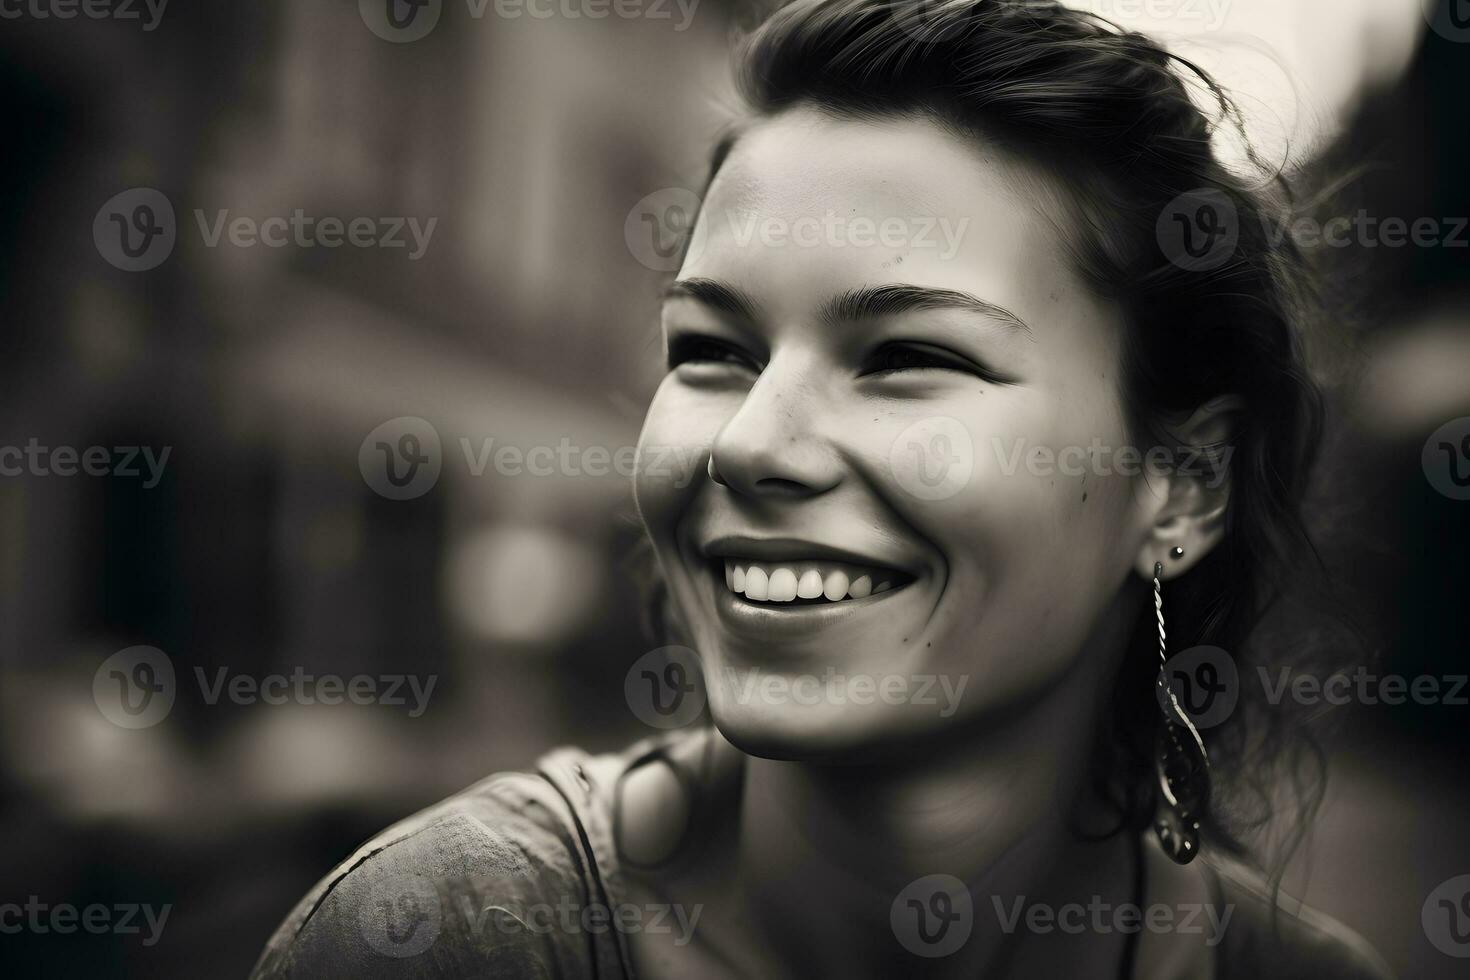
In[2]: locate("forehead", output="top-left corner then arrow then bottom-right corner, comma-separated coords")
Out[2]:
708,108 -> 962,217
683,107 -> 1097,328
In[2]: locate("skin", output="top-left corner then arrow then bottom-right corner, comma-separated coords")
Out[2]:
629,107 -> 1230,978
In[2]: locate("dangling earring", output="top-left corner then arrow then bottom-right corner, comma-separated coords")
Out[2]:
1151,560 -> 1211,864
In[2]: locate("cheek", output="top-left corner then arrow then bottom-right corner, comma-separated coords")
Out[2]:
877,395 -> 1133,540
878,393 -> 1138,644
633,378 -> 724,541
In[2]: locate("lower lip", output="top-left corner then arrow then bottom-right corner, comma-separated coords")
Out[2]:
705,564 -> 914,643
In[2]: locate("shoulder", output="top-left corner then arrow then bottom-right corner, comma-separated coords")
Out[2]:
248,737 -> 679,980
1207,856 -> 1395,980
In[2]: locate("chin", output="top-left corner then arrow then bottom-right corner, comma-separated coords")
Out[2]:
706,702 -> 861,761
702,681 -> 972,764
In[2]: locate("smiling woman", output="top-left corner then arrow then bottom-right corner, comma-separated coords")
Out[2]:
250,1 -> 1393,977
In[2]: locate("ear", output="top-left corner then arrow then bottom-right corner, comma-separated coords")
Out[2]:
1131,395 -> 1241,582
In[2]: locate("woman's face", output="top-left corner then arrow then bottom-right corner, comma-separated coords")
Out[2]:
635,108 -> 1159,757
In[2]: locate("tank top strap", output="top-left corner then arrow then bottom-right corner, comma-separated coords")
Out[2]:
536,744 -> 639,980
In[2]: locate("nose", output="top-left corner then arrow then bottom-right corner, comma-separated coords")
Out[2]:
707,354 -> 843,498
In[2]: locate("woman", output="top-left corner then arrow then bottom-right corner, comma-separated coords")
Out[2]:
252,1 -> 1393,976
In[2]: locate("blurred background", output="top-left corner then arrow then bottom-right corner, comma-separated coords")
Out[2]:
0,0 -> 1466,976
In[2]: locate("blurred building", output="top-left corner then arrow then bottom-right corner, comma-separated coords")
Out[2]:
1,3 -> 742,975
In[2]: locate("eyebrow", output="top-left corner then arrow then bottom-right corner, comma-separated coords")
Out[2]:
663,278 -> 1031,337
821,284 -> 1032,337
662,278 -> 762,322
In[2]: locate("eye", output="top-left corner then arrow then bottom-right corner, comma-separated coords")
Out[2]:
863,342 -> 1004,381
667,334 -> 760,374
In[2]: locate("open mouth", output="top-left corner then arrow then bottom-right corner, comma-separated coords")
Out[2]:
713,558 -> 915,608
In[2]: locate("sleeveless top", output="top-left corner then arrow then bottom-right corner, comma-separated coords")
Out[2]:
249,730 -> 1394,979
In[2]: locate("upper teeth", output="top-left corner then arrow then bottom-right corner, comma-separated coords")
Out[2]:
723,560 -> 895,603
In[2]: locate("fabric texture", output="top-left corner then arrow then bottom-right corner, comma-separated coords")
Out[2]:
249,740 -> 645,979
250,730 -> 1393,979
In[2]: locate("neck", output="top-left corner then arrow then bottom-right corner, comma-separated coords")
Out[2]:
727,596 -> 1141,975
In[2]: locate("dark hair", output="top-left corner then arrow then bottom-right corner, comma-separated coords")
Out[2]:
658,0 -> 1337,885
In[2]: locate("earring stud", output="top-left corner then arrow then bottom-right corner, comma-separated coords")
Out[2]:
1170,546 -> 1185,559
